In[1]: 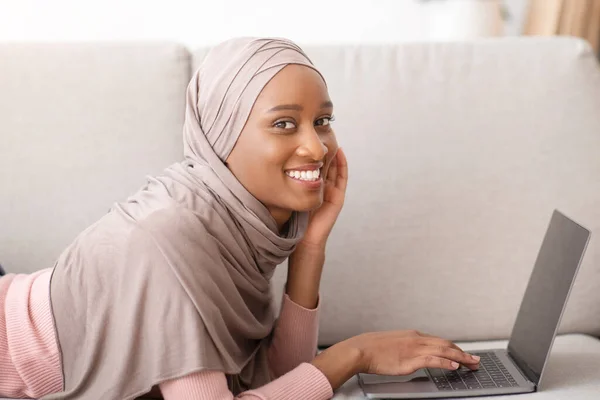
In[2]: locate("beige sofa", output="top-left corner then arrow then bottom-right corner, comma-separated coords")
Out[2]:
1,38 -> 599,399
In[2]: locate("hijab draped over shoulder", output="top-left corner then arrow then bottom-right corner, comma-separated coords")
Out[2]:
47,37 -> 326,400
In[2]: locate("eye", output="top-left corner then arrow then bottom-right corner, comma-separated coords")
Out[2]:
274,120 -> 296,130
315,115 -> 335,127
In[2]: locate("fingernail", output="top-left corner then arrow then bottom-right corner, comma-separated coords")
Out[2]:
451,362 -> 459,369
471,355 -> 480,361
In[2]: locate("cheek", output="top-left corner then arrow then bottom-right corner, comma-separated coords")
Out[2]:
241,136 -> 289,179
246,136 -> 292,174
324,133 -> 339,162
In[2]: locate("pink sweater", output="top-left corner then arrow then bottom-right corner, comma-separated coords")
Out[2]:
0,270 -> 333,400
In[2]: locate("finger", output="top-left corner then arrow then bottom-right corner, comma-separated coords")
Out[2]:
416,334 -> 471,357
334,147 -> 348,192
425,345 -> 480,367
404,355 -> 461,373
421,337 -> 479,363
326,153 -> 338,183
464,362 -> 480,371
420,346 -> 480,372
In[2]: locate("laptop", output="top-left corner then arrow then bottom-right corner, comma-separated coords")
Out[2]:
358,209 -> 591,399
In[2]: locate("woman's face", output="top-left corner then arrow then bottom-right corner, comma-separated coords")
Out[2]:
226,64 -> 338,229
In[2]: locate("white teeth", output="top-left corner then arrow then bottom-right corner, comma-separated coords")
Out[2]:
286,169 -> 321,182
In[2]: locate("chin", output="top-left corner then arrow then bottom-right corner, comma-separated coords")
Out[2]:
292,198 -> 323,213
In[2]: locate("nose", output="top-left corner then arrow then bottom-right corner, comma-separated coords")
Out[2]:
296,127 -> 328,161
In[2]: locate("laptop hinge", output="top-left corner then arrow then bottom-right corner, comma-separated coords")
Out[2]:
507,347 -> 539,385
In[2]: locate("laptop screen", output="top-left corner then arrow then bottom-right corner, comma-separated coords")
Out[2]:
507,210 -> 590,385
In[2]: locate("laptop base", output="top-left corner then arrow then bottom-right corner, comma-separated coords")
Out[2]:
358,349 -> 536,399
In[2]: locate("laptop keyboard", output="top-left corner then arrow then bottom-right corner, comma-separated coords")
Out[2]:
428,352 -> 519,391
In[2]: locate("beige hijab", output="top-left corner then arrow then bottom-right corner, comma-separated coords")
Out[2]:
46,37 -> 325,400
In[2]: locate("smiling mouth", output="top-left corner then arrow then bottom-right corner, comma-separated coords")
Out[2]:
285,168 -> 322,182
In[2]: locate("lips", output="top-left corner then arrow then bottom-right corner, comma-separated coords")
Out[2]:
283,162 -> 325,191
285,163 -> 323,170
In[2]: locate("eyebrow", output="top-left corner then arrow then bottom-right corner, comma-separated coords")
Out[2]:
267,101 -> 334,113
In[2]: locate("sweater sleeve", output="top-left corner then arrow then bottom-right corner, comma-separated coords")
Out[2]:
267,293 -> 321,378
159,363 -> 333,400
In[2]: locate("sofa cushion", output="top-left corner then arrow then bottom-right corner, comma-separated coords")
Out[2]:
0,43 -> 191,273
332,334 -> 600,399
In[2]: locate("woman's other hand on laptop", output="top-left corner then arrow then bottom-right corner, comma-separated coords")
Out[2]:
312,329 -> 480,390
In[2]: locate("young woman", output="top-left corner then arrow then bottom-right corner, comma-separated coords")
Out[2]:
0,37 -> 479,400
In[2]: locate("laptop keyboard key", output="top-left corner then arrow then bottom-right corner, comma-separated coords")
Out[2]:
429,351 -> 520,391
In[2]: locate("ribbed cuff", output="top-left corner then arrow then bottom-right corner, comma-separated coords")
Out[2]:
282,293 -> 321,312
5,269 -> 63,397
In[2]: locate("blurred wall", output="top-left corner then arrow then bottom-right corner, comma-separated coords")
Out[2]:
0,0 -> 529,46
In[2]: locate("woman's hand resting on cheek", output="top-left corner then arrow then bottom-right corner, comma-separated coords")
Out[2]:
286,148 -> 348,309
311,330 -> 480,391
301,146 -> 348,251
